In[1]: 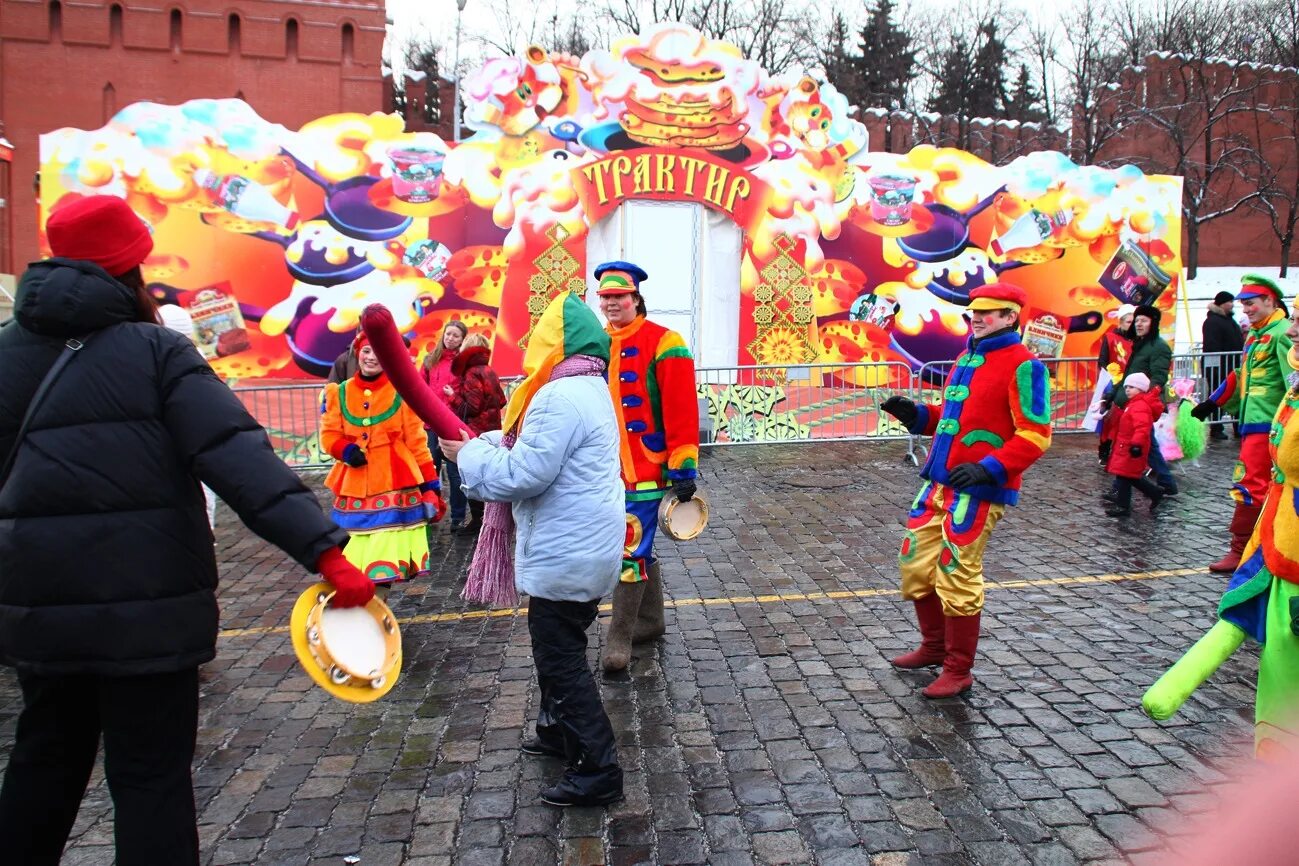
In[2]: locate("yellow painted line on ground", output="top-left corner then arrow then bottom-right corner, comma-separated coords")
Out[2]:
217,566 -> 1204,640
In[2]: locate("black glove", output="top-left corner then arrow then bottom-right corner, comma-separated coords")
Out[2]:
341,443 -> 368,468
1100,399 -> 1111,414
880,395 -> 918,429
948,462 -> 993,489
1129,445 -> 1143,458
1190,400 -> 1216,421
673,478 -> 697,502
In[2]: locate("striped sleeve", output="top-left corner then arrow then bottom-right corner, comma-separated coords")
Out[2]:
654,331 -> 700,480
977,359 -> 1052,484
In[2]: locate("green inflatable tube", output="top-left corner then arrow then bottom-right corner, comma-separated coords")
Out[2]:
1142,619 -> 1247,720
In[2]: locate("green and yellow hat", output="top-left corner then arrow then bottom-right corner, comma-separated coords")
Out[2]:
501,290 -> 611,434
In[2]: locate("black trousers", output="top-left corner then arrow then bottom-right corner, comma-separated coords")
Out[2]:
1115,475 -> 1163,509
0,668 -> 200,866
527,596 -> 620,789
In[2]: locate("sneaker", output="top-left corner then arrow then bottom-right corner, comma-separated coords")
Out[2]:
1101,490 -> 1118,504
1158,485 -> 1179,497
1149,493 -> 1165,513
521,737 -> 566,759
1105,507 -> 1132,518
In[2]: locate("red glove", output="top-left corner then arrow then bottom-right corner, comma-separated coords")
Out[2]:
315,547 -> 375,608
421,489 -> 447,523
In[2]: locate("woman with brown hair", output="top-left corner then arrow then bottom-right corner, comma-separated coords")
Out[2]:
422,320 -> 468,527
448,332 -> 507,534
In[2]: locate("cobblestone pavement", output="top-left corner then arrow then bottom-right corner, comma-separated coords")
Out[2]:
0,436 -> 1263,865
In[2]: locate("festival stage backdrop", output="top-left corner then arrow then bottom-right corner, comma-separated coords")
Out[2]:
38,23 -> 1183,391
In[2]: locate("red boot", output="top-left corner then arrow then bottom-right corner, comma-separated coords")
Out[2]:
923,613 -> 981,698
891,593 -> 946,668
1209,503 -> 1262,573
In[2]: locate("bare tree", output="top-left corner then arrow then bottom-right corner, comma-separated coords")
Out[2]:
1251,77 -> 1299,275
1023,15 -> 1059,123
1058,0 -> 1133,165
598,0 -> 694,37
1257,0 -> 1299,67
1125,54 -> 1276,276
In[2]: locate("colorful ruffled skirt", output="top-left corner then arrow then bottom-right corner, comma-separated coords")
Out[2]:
331,487 -> 430,584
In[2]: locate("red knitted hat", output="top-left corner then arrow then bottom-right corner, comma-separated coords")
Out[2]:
967,282 -> 1028,312
46,195 -> 154,276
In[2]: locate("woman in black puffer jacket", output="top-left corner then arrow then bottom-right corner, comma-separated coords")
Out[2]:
0,196 -> 374,866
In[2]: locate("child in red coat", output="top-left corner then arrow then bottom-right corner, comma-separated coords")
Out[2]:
1105,372 -> 1166,516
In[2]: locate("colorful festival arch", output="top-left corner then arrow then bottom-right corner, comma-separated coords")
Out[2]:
38,23 -> 1183,393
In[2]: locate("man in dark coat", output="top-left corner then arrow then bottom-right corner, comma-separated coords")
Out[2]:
1202,290 -> 1245,439
0,196 -> 376,866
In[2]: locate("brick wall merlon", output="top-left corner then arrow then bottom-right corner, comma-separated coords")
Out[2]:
60,3 -> 112,47
240,17 -> 287,58
121,5 -> 169,51
297,18 -> 339,62
3,0 -> 53,41
182,13 -> 233,55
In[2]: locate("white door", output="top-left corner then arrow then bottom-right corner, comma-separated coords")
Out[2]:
586,200 -> 741,367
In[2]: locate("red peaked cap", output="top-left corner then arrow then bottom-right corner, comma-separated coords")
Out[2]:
966,282 -> 1028,312
46,195 -> 154,277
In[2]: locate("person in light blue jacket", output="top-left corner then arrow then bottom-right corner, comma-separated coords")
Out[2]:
441,291 -> 624,808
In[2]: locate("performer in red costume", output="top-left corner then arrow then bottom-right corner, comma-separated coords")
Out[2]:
593,261 -> 700,673
881,283 -> 1053,697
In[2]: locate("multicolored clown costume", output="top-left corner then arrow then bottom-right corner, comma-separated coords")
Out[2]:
1143,342 -> 1299,760
593,260 -> 700,674
884,283 -> 1052,698
1195,274 -> 1294,572
320,332 -> 446,584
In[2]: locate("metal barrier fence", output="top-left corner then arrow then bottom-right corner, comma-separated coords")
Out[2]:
235,351 -> 1247,470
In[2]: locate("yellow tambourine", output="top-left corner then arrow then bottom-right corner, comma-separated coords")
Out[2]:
657,489 -> 710,541
290,582 -> 402,703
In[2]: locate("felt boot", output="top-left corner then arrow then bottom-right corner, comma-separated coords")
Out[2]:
891,593 -> 946,668
633,561 -> 666,643
923,613 -> 981,698
600,580 -> 645,673
1209,502 -> 1262,573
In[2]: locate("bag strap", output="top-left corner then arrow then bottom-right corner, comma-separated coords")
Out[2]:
0,335 -> 90,489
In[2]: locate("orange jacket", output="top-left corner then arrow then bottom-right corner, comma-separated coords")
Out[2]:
321,374 -> 437,498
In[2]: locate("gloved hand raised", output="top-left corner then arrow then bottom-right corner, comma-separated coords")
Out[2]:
1190,400 -> 1217,421
315,547 -> 375,608
947,462 -> 993,490
418,480 -> 446,523
341,443 -> 368,468
673,478 -> 697,502
1129,444 -> 1143,458
880,395 -> 918,429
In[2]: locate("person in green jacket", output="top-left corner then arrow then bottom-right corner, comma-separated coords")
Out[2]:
1193,274 -> 1294,572
1106,305 -> 1177,495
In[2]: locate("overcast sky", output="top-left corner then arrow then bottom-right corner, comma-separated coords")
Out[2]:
383,0 -> 1078,76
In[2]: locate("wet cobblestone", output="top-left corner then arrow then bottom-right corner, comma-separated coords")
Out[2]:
0,436 -> 1259,864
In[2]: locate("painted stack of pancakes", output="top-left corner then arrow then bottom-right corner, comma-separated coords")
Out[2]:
619,48 -> 747,150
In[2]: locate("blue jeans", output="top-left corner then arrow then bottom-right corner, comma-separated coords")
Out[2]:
1147,444 -> 1176,490
431,436 -> 467,522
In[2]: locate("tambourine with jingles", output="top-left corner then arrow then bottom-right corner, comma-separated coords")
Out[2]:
657,489 -> 709,541
290,582 -> 402,702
